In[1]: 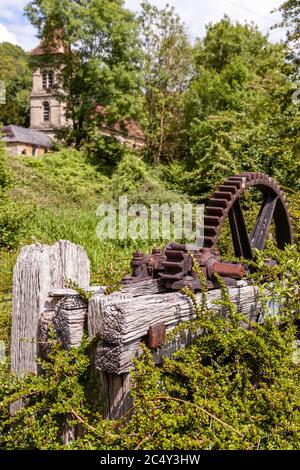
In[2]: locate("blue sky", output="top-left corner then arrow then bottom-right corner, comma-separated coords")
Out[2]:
0,0 -> 286,52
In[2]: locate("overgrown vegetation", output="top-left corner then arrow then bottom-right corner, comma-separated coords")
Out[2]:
0,143 -> 32,250
0,246 -> 299,450
25,0 -> 144,147
0,42 -> 32,127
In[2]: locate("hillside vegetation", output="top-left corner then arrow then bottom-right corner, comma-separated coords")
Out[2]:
5,148 -> 188,275
0,0 -> 299,451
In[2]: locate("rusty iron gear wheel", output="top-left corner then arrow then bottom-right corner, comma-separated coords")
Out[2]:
204,172 -> 293,259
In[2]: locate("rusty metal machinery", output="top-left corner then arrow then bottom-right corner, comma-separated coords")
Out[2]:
123,173 -> 293,292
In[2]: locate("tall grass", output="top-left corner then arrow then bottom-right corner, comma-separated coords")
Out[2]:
30,207 -> 160,287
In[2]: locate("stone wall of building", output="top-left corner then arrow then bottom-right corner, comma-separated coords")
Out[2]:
30,68 -> 70,137
5,143 -> 48,156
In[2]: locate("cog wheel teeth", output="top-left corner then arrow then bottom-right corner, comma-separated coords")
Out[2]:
203,172 -> 293,250
214,191 -> 234,201
205,206 -> 225,217
203,236 -> 216,247
222,181 -> 242,190
229,175 -> 244,181
204,225 -> 218,235
218,185 -> 238,194
204,215 -> 221,226
208,198 -> 229,209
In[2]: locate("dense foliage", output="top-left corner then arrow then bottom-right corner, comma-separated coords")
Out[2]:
0,247 -> 299,450
0,0 -> 299,451
140,1 -> 192,163
0,42 -> 32,127
168,17 -> 300,199
0,143 -> 31,250
25,0 -> 144,147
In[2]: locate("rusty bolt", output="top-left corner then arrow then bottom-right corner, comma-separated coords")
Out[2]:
207,258 -> 245,279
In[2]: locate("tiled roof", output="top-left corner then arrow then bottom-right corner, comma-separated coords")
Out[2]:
29,29 -> 67,56
96,105 -> 145,140
1,125 -> 53,148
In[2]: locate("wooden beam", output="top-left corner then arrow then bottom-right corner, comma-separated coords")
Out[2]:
89,281 -> 259,374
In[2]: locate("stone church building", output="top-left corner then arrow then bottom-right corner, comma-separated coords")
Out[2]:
2,33 -> 144,154
29,33 -> 71,139
28,34 -> 144,148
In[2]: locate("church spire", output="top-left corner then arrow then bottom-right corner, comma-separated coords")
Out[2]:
29,29 -> 67,57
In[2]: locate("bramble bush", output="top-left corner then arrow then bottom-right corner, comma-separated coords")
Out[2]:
0,143 -> 32,250
0,245 -> 299,450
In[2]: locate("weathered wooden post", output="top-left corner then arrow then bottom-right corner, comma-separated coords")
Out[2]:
88,292 -> 133,420
10,240 -> 90,414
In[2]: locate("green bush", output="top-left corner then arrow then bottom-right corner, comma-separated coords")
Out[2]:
0,246 -> 299,450
111,153 -> 190,206
0,201 -> 32,250
17,147 -> 111,208
0,144 -> 32,249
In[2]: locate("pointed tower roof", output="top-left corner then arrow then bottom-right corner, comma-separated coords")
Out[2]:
29,29 -> 67,56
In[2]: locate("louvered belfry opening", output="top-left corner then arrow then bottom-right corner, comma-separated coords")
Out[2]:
43,101 -> 50,122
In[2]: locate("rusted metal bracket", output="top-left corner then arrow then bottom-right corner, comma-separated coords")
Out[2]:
147,323 -> 166,349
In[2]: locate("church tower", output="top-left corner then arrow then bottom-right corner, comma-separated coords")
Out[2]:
29,32 -> 70,138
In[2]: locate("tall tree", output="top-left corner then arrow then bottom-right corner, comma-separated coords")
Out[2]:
0,43 -> 31,127
139,1 -> 193,163
25,0 -> 143,147
276,0 -> 300,64
180,17 -> 299,198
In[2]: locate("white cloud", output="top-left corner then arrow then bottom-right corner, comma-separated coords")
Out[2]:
0,0 -> 29,10
0,23 -> 18,44
0,21 -> 37,51
0,0 -> 37,50
0,0 -> 287,51
125,0 -> 286,42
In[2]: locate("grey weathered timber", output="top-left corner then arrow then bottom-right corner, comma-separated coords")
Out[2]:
89,282 -> 259,375
39,286 -> 106,356
121,278 -> 166,296
11,240 -> 90,378
52,296 -> 88,349
94,370 -> 132,420
88,292 -> 133,419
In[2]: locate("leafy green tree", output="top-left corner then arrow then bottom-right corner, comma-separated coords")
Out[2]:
139,1 -> 193,163
178,17 -> 299,199
25,0 -> 144,147
0,42 -> 32,127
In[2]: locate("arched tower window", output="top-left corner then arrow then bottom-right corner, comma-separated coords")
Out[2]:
43,101 -> 50,122
42,71 -> 54,89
